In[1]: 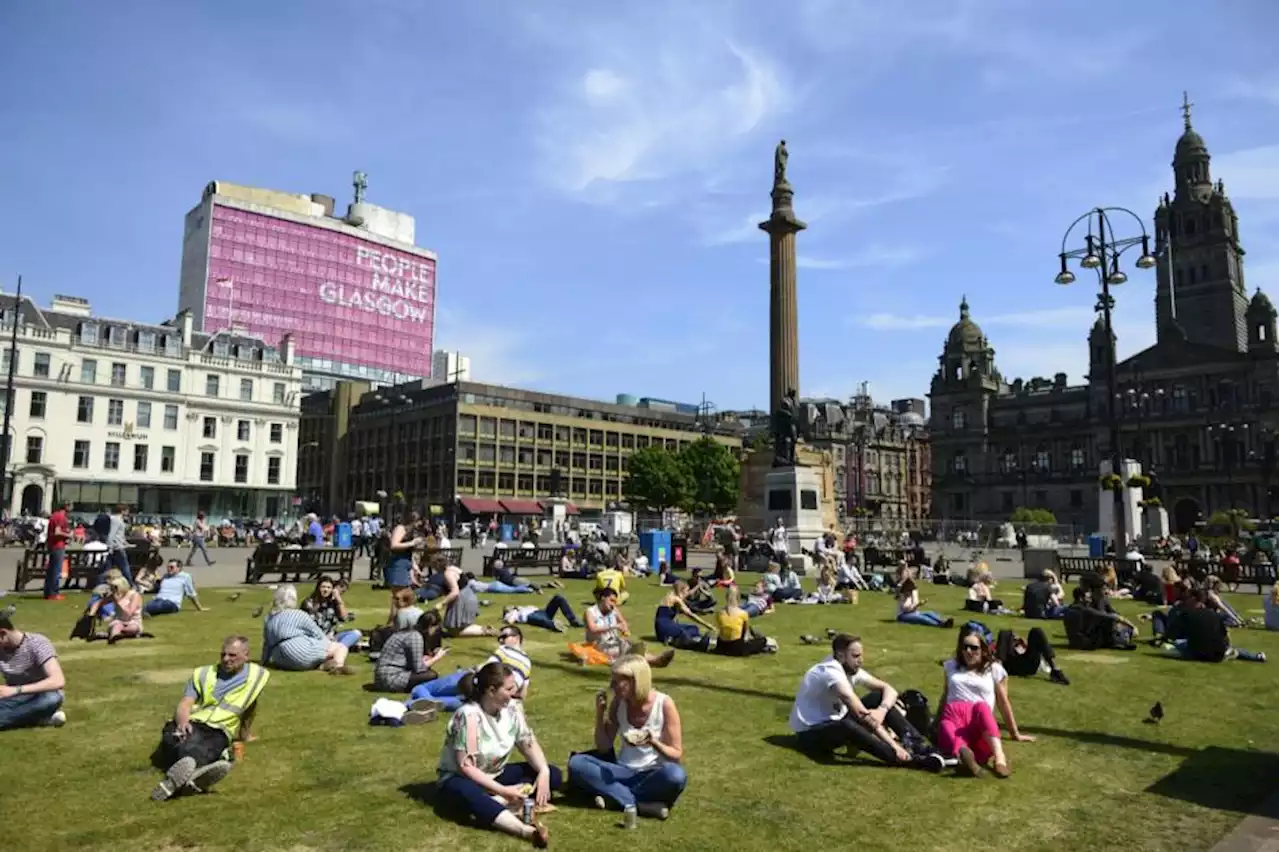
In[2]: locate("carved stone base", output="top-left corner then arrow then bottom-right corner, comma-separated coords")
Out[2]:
763,466 -> 827,574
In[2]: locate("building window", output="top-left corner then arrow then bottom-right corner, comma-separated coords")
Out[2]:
237,420 -> 250,441
239,378 -> 253,401
951,409 -> 966,430
107,398 -> 124,426
1172,385 -> 1188,412
234,453 -> 249,483
77,396 -> 94,423
104,441 -> 120,471
272,382 -> 286,404
498,472 -> 515,491
136,401 -> 152,428
478,443 -> 496,463
134,444 -> 149,472
200,451 -> 215,481
164,335 -> 180,356
28,391 -> 46,419
24,435 -> 42,464
80,359 -> 97,384
79,323 -> 98,344
111,362 -> 126,386
73,440 -> 90,468
1035,448 -> 1050,471
167,369 -> 181,392
269,423 -> 283,443
554,426 -> 570,443
203,416 -> 217,439
953,452 -> 968,473
161,446 -> 175,473
140,365 -> 154,389
267,456 -> 281,485
458,415 -> 476,435
478,469 -> 496,489
137,331 -> 156,352
457,469 -> 476,489
1070,447 -> 1085,469
164,404 -> 178,430
1001,450 -> 1016,473
499,445 -> 516,464
499,419 -> 516,439
33,352 -> 50,378
205,374 -> 220,397
479,417 -> 496,437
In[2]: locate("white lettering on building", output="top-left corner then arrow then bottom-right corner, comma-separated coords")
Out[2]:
322,247 -> 435,323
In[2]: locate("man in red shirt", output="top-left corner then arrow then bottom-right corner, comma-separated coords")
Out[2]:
44,503 -> 70,601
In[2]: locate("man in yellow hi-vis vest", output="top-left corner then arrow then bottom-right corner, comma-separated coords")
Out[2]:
151,635 -> 270,802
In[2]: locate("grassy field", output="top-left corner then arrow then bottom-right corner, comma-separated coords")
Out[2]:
1,575 -> 1275,852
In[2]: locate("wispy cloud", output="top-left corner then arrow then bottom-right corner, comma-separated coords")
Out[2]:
856,305 -> 1093,331
434,307 -> 544,386
1221,75 -> 1279,105
531,10 -> 787,200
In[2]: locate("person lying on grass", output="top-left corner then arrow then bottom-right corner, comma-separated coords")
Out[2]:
789,632 -> 944,772
742,580 -> 775,618
435,662 -> 555,848
406,624 -> 532,720
152,635 -> 269,802
994,628 -> 1070,685
0,613 -> 66,730
567,587 -> 675,668
373,611 -> 449,694
261,584 -> 355,675
936,625 -> 1035,779
568,654 -> 688,823
654,581 -> 717,651
144,560 -> 208,618
713,586 -> 777,656
501,594 -> 584,633
485,558 -> 563,594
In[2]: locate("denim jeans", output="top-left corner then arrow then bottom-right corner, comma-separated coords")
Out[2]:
186,536 -> 214,567
44,548 -> 66,598
744,602 -> 764,617
897,611 -> 947,627
334,629 -> 361,649
567,751 -> 688,810
522,594 -> 580,631
1167,639 -> 1265,663
438,763 -> 563,826
484,581 -> 535,594
144,598 -> 182,616
0,690 -> 63,730
407,669 -> 469,711
109,549 -> 134,585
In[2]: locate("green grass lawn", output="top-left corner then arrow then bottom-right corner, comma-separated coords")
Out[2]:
1,576 -> 1275,852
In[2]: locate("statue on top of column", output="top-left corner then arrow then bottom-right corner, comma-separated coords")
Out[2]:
773,140 -> 788,184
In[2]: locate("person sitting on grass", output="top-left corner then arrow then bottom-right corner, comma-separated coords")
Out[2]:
1021,570 -> 1065,620
1160,588 -> 1266,663
373,611 -> 449,693
557,548 -> 595,581
568,654 -> 688,823
656,560 -> 679,586
594,561 -> 629,605
501,594 -> 584,633
1265,585 -> 1278,632
261,584 -> 355,675
302,574 -> 361,650
654,581 -> 716,652
936,625 -> 1035,778
714,586 -> 777,656
435,562 -> 497,639
1204,577 -> 1245,628
567,587 -> 675,668
994,628 -> 1070,685
1063,584 -> 1137,651
104,575 -> 146,645
151,635 -> 269,801
964,571 -> 1010,615
788,633 -> 943,772
895,577 -> 954,628
0,613 -> 66,730
406,625 -> 532,718
1131,564 -> 1166,607
764,562 -> 804,603
794,565 -> 847,605
1100,563 -> 1133,600
742,579 -> 775,618
435,662 -> 556,848
711,554 -> 736,588
144,560 -> 208,617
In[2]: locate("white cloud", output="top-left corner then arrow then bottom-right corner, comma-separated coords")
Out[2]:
433,307 -> 544,386
582,68 -> 626,104
1221,75 -> 1279,105
856,305 -> 1093,331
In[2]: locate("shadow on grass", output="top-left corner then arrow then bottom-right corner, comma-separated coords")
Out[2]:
538,658 -> 794,703
1022,726 -> 1278,816
399,781 -> 471,826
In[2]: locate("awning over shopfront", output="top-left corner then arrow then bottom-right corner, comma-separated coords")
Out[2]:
459,497 -> 505,514
500,499 -> 544,515
562,503 -> 581,515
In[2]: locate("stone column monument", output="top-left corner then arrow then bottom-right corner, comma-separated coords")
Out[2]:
756,141 -> 825,570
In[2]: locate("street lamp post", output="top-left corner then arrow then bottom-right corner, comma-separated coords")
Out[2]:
1206,422 -> 1247,512
1056,207 -> 1158,549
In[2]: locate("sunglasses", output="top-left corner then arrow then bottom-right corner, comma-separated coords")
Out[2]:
962,643 -> 983,651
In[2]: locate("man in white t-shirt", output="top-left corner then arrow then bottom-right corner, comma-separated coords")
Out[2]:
789,633 -> 944,771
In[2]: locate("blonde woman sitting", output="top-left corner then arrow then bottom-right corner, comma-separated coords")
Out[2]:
713,586 -> 777,656
567,655 -> 688,822
104,576 -> 145,644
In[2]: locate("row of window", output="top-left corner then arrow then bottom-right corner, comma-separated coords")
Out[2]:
46,439 -> 283,483
53,393 -> 286,442
457,447 -> 631,470
70,320 -> 279,363
457,415 -> 689,450
455,469 -> 622,497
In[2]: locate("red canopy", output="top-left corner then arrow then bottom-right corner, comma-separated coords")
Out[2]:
459,497 -> 504,514
500,499 -> 544,515
562,503 -> 581,515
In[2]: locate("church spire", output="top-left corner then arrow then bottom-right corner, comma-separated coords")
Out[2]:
1180,91 -> 1194,131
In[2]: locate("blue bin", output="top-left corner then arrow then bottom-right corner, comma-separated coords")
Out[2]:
500,523 -> 515,543
1087,533 -> 1105,558
335,522 -> 352,549
639,530 -> 672,572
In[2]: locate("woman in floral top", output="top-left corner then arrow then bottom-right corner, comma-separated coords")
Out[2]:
437,662 -> 558,847
302,576 -> 361,649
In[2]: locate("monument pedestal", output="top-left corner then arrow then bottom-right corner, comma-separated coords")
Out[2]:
764,466 -> 826,575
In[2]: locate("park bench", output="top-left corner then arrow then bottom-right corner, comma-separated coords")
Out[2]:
483,546 -> 564,577
861,547 -> 925,568
367,546 -> 464,583
1175,557 -> 1275,593
244,546 -> 356,585
12,547 -> 109,592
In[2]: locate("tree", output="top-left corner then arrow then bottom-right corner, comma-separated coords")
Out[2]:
678,436 -> 741,515
1010,507 -> 1057,525
624,446 -> 692,513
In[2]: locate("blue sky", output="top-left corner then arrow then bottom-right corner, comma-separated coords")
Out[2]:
1,1 -> 1276,412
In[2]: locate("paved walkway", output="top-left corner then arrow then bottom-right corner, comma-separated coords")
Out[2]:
1210,798 -> 1278,852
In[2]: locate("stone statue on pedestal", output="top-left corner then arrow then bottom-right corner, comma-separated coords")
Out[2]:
773,139 -> 788,184
772,387 -> 800,468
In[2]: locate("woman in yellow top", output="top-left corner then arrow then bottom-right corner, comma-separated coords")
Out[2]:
712,586 -> 776,657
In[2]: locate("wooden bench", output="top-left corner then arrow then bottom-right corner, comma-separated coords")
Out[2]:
483,546 -> 565,577
244,546 -> 356,585
367,547 -> 464,583
1175,557 -> 1275,593
12,548 -> 110,592
861,547 -> 925,568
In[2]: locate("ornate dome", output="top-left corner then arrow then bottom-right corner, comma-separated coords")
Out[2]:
946,296 -> 986,351
1248,288 -> 1276,316
1175,127 -> 1208,160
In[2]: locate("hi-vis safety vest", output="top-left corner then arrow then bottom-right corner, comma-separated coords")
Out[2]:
188,663 -> 270,740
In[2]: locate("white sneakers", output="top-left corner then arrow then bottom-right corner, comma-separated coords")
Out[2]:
42,710 -> 66,727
